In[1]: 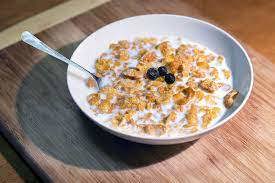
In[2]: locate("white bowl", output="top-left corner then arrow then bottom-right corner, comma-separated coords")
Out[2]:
67,14 -> 253,145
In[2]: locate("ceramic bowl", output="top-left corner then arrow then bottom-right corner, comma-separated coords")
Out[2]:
67,14 -> 253,145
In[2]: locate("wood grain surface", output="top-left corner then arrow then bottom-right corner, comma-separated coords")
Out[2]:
0,0 -> 68,31
0,0 -> 274,182
0,153 -> 23,183
0,0 -> 110,50
0,135 -> 38,182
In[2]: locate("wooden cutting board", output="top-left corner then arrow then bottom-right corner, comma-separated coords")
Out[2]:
0,0 -> 274,182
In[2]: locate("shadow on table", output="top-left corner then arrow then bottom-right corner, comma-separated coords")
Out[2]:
15,41 -> 195,170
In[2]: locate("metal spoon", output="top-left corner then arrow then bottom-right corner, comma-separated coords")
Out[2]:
21,31 -> 101,88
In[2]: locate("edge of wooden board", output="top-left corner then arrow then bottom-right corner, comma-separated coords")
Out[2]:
0,0 -> 110,50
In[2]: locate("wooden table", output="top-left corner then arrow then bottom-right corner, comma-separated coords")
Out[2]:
0,0 -> 274,182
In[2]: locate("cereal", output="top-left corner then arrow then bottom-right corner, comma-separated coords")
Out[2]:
176,44 -> 188,55
182,87 -> 196,101
138,49 -> 148,58
87,93 -> 100,105
202,107 -> 221,128
199,78 -> 218,93
118,40 -> 130,49
163,53 -> 175,64
192,69 -> 206,78
185,104 -> 198,127
95,58 -> 112,74
140,124 -> 166,136
86,77 -> 96,88
165,111 -> 177,124
122,68 -> 143,79
217,55 -> 224,63
112,113 -> 123,127
224,89 -> 239,108
157,41 -> 173,56
197,61 -> 210,70
98,99 -> 113,113
222,69 -> 231,79
204,95 -> 217,105
87,36 -> 233,137
141,52 -> 157,63
187,77 -> 198,90
117,49 -> 130,61
196,90 -> 205,101
173,93 -> 185,104
210,68 -> 219,80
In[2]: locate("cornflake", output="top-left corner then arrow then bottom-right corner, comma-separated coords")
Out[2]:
202,107 -> 221,128
222,69 -> 231,79
185,104 -> 198,128
199,78 -> 218,93
210,68 -> 219,80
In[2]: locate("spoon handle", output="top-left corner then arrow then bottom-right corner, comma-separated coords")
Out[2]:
21,31 -> 93,76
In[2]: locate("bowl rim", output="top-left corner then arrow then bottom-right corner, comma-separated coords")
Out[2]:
67,14 -> 254,141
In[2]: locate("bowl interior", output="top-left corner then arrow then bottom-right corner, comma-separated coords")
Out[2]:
67,14 -> 253,143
